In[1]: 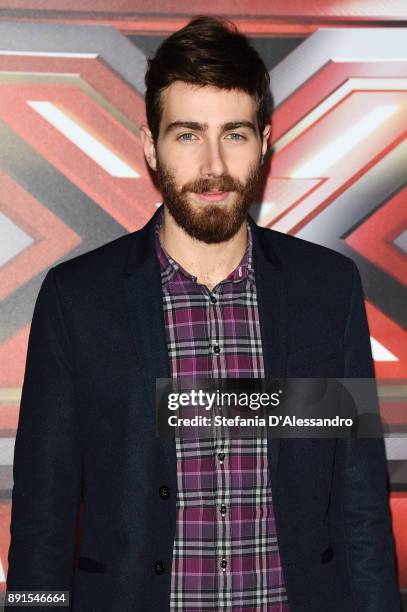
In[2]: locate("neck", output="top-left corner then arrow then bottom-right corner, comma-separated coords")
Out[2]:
159,206 -> 248,291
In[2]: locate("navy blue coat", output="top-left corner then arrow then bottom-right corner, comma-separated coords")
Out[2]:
6,206 -> 400,611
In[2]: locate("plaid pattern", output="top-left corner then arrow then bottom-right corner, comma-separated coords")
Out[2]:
155,208 -> 289,611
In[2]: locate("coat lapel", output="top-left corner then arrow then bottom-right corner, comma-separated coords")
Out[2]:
248,215 -> 288,496
122,207 -> 176,477
122,207 -> 288,496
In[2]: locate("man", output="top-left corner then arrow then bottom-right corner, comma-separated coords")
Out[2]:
6,15 -> 400,612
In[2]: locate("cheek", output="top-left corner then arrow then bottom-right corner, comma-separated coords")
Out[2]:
223,143 -> 261,167
227,158 -> 257,183
163,158 -> 198,186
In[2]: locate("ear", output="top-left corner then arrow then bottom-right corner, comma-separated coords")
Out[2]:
139,125 -> 157,171
261,124 -> 271,160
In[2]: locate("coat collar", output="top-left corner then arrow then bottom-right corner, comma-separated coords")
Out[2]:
123,205 -> 287,494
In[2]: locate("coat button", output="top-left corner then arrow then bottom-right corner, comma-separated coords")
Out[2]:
159,485 -> 170,500
154,560 -> 165,575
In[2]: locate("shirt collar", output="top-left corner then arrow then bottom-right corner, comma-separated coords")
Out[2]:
154,206 -> 254,286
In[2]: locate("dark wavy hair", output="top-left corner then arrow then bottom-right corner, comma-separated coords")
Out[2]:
144,15 -> 272,143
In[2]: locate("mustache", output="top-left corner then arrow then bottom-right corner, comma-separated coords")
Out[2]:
181,175 -> 242,194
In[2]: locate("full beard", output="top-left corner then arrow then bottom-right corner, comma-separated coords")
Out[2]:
155,156 -> 261,244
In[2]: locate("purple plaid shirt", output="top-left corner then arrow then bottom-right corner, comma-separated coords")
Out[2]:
155,208 -> 289,611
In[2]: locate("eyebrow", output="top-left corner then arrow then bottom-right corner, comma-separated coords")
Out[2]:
163,120 -> 258,136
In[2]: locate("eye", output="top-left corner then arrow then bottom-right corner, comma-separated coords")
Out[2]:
177,132 -> 197,141
226,132 -> 246,141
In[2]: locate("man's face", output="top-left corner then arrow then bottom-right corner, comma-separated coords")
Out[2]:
142,81 -> 270,243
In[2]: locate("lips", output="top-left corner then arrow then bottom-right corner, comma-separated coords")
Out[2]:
195,191 -> 231,202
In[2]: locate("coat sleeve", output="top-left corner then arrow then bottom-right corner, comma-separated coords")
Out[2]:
6,267 -> 82,607
339,261 -> 400,611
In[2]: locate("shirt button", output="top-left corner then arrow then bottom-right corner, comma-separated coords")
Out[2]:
218,453 -> 225,462
220,504 -> 227,515
220,558 -> 227,570
210,294 -> 217,304
153,560 -> 165,575
159,485 -> 170,500
213,344 -> 221,354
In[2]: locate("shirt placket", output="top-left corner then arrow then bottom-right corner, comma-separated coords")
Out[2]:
206,281 -> 233,611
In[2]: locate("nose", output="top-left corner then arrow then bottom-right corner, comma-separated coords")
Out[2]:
199,139 -> 227,178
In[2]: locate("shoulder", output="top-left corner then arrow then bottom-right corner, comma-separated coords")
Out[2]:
253,225 -> 361,314
50,226 -> 146,290
256,224 -> 356,277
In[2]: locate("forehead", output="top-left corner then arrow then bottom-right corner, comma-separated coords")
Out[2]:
159,81 -> 257,125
